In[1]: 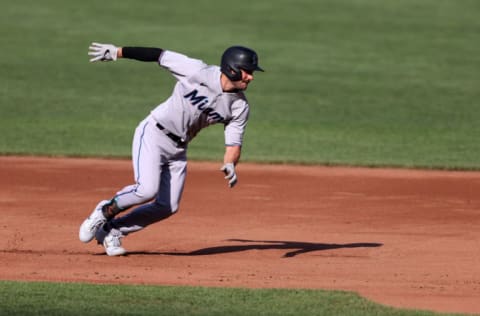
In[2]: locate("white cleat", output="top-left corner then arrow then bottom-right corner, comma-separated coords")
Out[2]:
79,200 -> 109,243
103,229 -> 127,256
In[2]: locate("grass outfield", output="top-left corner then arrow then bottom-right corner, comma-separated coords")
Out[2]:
0,281 -> 466,316
1,0 -> 479,169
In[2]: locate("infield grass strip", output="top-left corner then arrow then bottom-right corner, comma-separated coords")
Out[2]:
1,0 -> 480,169
0,281 -> 467,316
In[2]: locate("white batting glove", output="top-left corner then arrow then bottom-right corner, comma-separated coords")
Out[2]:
220,163 -> 237,188
88,42 -> 118,62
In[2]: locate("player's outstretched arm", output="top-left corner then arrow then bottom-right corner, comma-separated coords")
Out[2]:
88,42 -> 163,62
119,47 -> 164,62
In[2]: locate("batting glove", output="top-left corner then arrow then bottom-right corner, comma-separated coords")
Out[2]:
220,163 -> 238,188
88,42 -> 118,62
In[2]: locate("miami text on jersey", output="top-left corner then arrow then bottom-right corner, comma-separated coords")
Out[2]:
184,89 -> 225,123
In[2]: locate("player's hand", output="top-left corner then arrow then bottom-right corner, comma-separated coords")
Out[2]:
220,163 -> 237,188
88,42 -> 118,62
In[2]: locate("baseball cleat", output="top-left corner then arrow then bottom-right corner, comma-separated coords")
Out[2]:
103,229 -> 126,256
79,200 -> 109,243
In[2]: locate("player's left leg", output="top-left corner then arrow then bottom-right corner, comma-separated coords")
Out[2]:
109,159 -> 186,234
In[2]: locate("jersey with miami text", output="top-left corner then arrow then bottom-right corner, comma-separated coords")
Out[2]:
150,50 -> 250,146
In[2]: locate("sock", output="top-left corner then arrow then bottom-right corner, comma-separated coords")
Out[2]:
101,199 -> 122,220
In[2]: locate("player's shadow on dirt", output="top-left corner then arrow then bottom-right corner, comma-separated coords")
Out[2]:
142,239 -> 382,258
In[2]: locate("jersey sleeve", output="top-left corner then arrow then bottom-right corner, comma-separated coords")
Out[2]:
159,50 -> 207,81
224,101 -> 250,146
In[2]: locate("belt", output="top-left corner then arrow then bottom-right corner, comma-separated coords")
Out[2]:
156,123 -> 186,147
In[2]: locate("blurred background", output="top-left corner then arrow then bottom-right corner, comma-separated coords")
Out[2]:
1,0 -> 479,169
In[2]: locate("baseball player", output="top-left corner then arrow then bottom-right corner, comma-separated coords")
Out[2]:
78,42 -> 264,256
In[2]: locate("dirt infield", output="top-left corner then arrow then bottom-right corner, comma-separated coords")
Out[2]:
1,156 -> 479,314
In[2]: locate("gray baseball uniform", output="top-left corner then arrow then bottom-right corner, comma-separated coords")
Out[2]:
109,50 -> 250,235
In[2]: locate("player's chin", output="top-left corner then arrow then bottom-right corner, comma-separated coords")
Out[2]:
239,82 -> 250,91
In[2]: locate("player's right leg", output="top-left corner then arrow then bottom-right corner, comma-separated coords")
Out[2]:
113,116 -> 163,209
79,117 -> 162,243
98,145 -> 187,255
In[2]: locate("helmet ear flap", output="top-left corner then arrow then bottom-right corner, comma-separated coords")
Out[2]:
225,64 -> 242,81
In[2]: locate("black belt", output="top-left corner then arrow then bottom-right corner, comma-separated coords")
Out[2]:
156,123 -> 186,147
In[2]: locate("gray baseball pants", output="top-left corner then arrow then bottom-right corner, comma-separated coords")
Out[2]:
109,115 -> 187,235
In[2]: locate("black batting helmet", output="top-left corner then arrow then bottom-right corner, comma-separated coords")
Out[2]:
221,46 -> 264,81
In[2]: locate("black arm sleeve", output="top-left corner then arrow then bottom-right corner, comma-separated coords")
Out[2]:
122,47 -> 164,62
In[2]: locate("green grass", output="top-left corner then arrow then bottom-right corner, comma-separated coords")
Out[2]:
1,0 -> 479,168
0,281 -> 467,316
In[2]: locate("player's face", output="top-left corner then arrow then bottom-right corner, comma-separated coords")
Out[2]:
233,69 -> 254,91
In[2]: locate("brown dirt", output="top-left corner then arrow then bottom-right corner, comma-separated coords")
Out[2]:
1,156 -> 479,314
